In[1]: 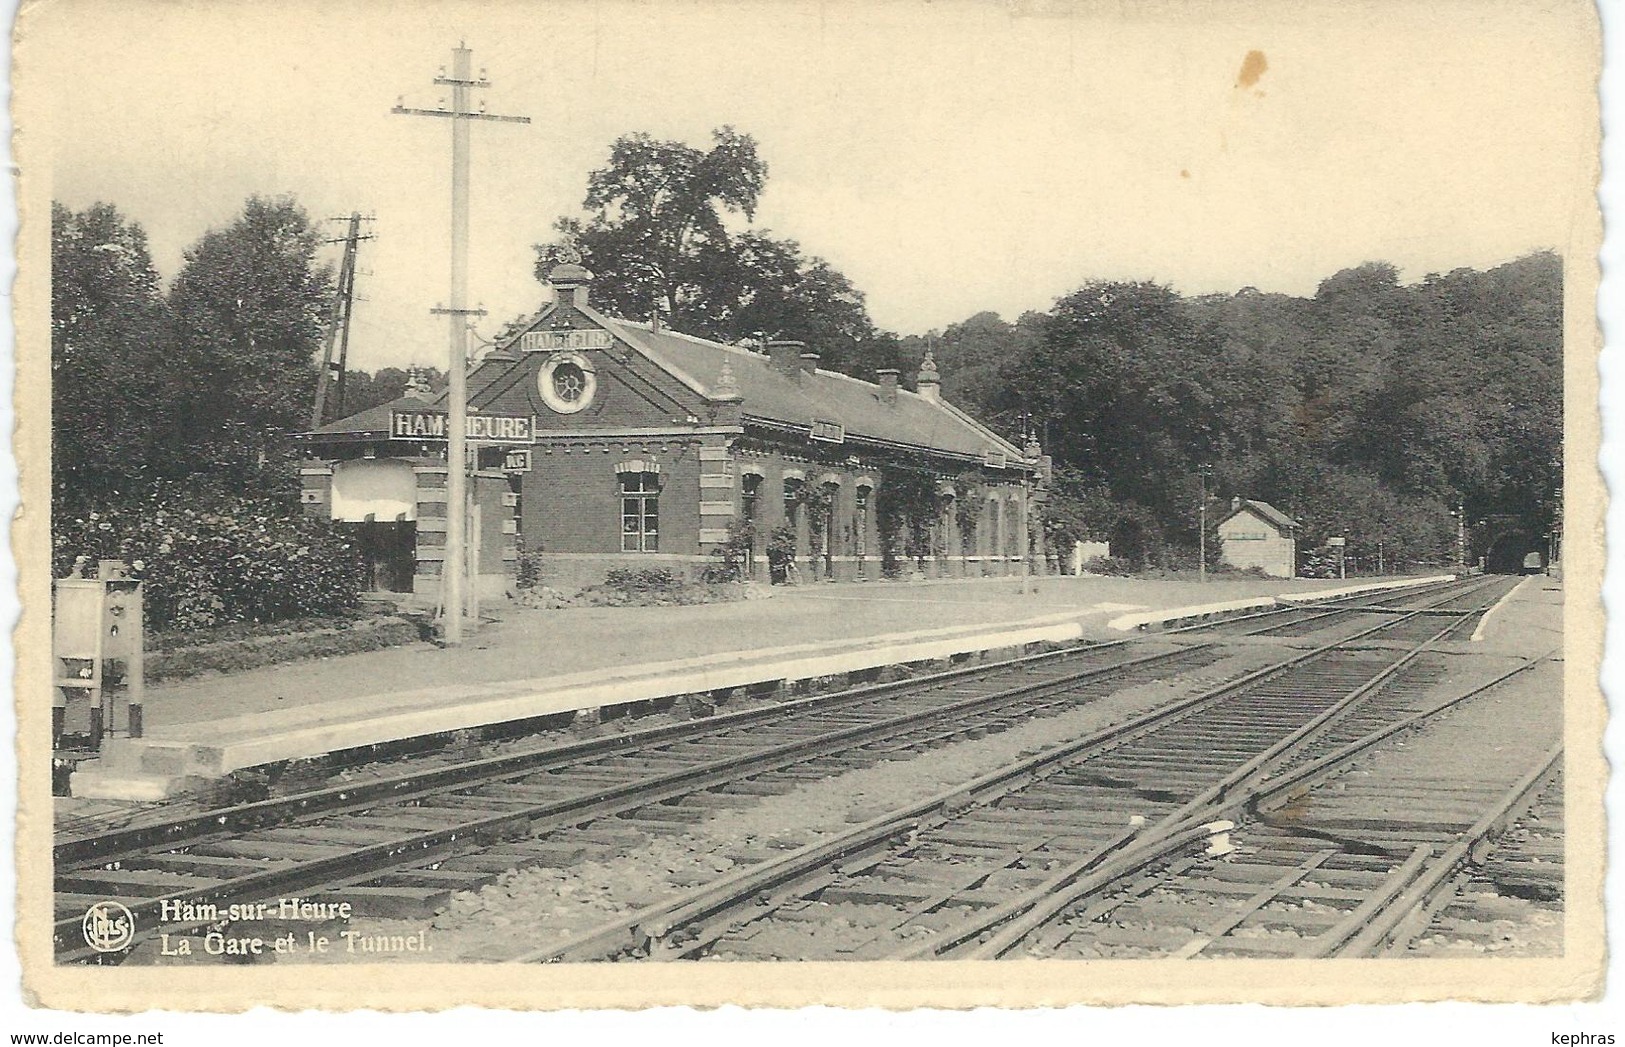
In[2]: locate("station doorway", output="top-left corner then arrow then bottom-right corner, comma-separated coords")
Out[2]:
340,519 -> 417,592
330,459 -> 420,593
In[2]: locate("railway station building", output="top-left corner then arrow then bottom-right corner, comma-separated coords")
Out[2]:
302,261 -> 1049,592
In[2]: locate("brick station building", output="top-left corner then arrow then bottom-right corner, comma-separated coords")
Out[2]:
302,261 -> 1049,592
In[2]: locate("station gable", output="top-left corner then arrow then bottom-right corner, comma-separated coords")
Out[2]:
470,304 -> 714,432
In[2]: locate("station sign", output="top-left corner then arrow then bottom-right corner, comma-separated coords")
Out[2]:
520,329 -> 613,353
1327,536 -> 1346,547
501,449 -> 533,474
982,450 -> 1008,469
390,410 -> 537,444
809,419 -> 846,444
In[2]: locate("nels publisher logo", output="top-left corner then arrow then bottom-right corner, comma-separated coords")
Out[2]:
82,901 -> 135,953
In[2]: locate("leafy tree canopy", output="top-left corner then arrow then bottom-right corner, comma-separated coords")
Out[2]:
168,195 -> 332,495
535,127 -> 891,374
52,202 -> 181,512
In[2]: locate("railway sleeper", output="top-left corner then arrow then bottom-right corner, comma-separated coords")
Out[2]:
430,850 -> 576,875
252,825 -> 407,847
367,869 -> 502,891
188,839 -> 353,861
121,853 -> 290,876
814,883 -> 1002,909
714,778 -> 800,797
56,868 -> 230,897
315,885 -> 450,919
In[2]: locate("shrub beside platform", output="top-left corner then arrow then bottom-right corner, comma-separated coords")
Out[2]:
146,612 -> 425,682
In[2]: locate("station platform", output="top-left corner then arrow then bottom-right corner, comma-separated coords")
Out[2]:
70,572 -> 1445,800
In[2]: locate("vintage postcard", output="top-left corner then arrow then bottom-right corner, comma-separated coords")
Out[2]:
12,0 -> 1607,1014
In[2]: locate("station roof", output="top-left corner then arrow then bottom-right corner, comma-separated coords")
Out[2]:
306,393 -> 436,442
597,317 -> 1025,462
306,264 -> 1030,468
1223,498 -> 1301,532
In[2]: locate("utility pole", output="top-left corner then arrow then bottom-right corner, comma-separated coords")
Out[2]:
394,44 -> 530,645
1198,463 -> 1212,583
311,213 -> 374,430
1018,412 -> 1035,595
1455,501 -> 1467,571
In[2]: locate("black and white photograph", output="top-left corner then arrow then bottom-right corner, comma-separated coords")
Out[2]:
13,0 -> 1607,1017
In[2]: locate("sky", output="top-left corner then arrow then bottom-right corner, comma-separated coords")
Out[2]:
33,0 -> 1596,375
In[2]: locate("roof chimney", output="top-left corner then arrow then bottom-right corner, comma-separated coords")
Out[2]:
548,260 -> 594,309
1231,496 -> 1242,512
876,368 -> 900,406
798,351 -> 821,378
917,344 -> 941,404
767,339 -> 807,377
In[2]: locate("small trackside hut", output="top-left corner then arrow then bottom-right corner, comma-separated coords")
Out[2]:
1217,496 -> 1301,578
301,261 -> 1051,592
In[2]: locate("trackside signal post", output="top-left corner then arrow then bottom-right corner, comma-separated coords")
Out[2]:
394,43 -> 529,644
53,559 -> 145,750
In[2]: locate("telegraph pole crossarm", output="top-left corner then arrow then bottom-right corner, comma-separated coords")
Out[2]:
390,104 -> 532,125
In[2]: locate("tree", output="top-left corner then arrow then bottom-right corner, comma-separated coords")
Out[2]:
167,195 -> 332,495
537,127 -> 765,327
536,127 -> 888,372
1011,281 -> 1216,524
51,201 -> 181,513
898,311 -> 1044,429
335,366 -> 448,415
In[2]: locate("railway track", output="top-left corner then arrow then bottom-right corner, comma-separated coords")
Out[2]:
978,667 -> 1561,960
1175,574 -> 1511,640
482,583 -> 1518,962
53,575 -> 1508,965
56,635 -> 1218,961
1385,769 -> 1564,957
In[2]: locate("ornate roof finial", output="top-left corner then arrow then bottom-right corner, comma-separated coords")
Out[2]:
404,368 -> 432,401
919,341 -> 941,385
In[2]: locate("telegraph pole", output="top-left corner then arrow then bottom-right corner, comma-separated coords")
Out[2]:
1455,501 -> 1467,570
311,214 -> 374,429
1198,463 -> 1212,583
394,45 -> 529,645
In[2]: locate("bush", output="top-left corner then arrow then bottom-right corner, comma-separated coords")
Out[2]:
575,567 -> 748,608
1208,562 -> 1274,580
1080,555 -> 1136,577
602,567 -> 684,594
703,524 -> 754,583
53,494 -> 366,630
514,551 -> 544,590
1298,548 -> 1341,579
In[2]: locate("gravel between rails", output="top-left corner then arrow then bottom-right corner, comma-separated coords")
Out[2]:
281,647 -> 1285,963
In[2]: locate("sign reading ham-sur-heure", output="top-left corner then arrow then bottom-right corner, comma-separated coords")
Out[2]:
390,410 -> 537,444
520,329 -> 614,352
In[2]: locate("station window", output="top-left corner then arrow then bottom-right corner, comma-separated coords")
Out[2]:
619,471 -> 660,552
552,361 -> 587,404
